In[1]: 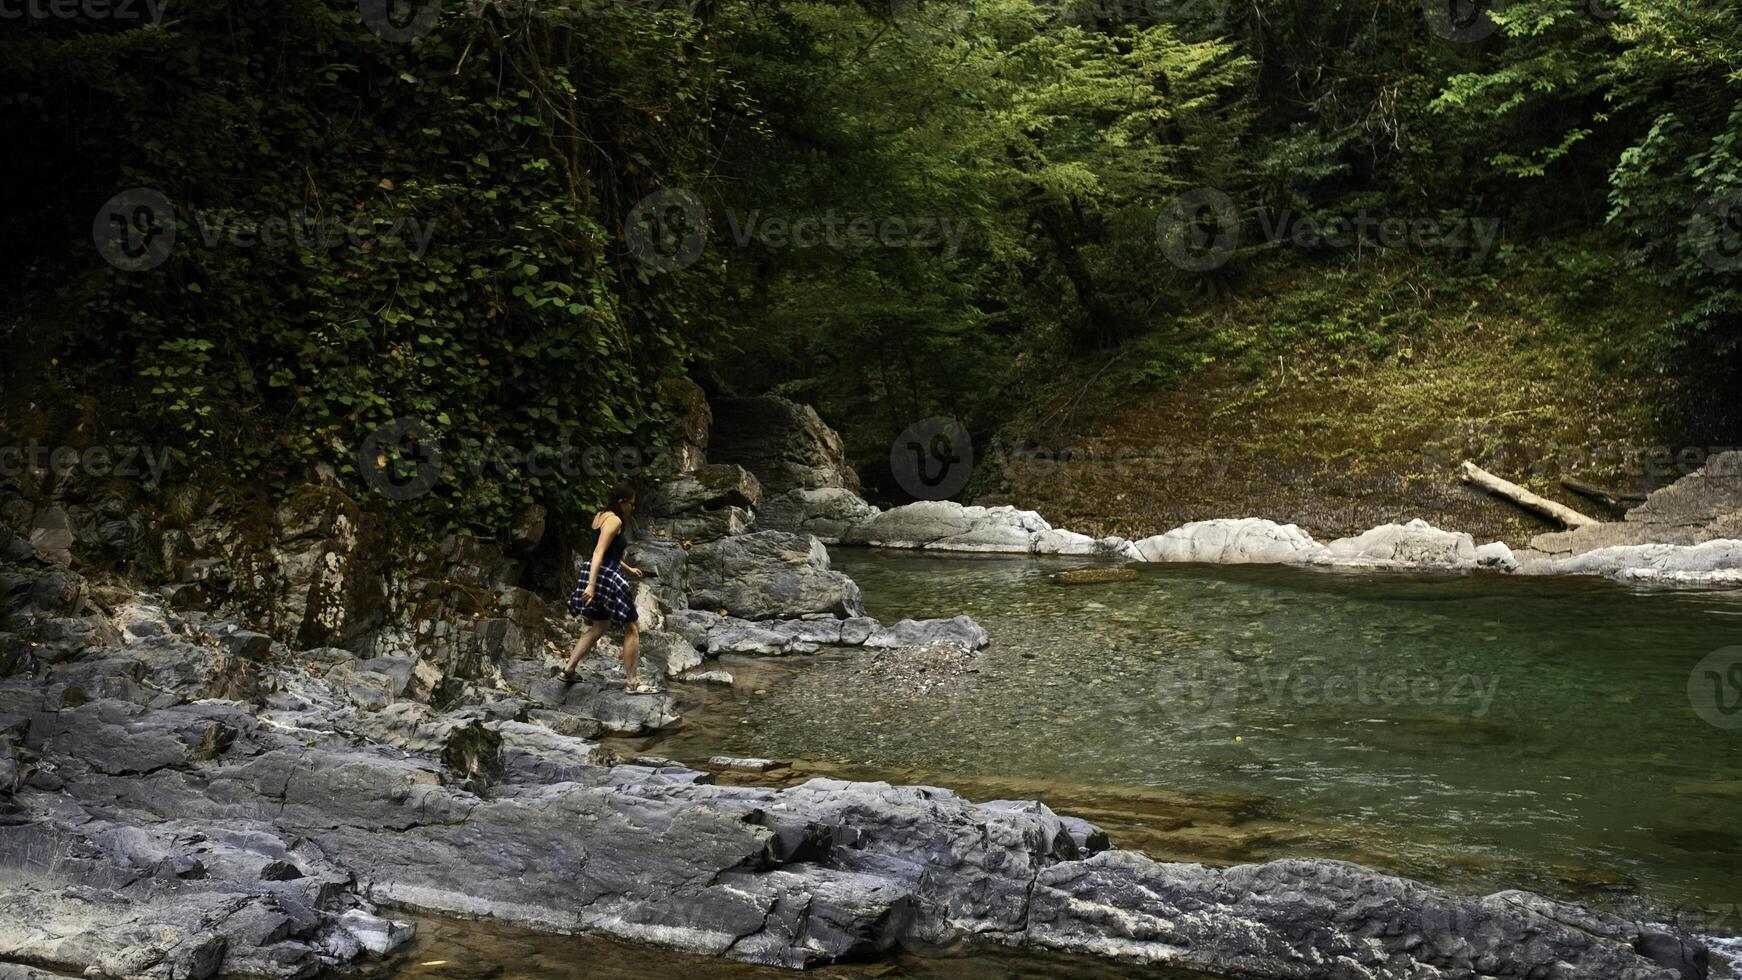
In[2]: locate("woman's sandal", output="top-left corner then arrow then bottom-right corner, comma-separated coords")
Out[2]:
556,668 -> 580,684
624,679 -> 664,695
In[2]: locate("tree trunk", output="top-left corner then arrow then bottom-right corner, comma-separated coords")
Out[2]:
1460,462 -> 1601,528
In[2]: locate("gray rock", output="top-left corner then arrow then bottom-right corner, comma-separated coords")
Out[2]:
709,396 -> 862,494
1526,538 -> 1742,585
648,463 -> 764,515
864,615 -> 989,651
1133,518 -> 1323,564
27,506 -> 75,566
708,756 -> 782,772
686,531 -> 864,620
1322,518 -> 1477,568
647,505 -> 754,545
755,488 -> 881,542
843,502 -> 1052,552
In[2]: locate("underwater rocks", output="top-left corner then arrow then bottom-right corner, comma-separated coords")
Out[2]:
665,609 -> 986,658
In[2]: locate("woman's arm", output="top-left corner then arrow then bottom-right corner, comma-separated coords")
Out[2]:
582,515 -> 619,597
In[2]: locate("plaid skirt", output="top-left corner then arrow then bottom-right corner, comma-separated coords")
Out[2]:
567,560 -> 639,625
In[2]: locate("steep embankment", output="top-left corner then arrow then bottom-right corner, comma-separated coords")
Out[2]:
978,257 -> 1692,545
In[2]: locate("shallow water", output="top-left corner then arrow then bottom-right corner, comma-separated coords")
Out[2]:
383,914 -> 1218,980
649,550 -> 1742,934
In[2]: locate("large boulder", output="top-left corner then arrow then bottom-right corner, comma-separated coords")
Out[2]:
644,464 -> 762,545
1531,451 -> 1742,558
708,396 -> 862,494
756,487 -> 881,543
1522,538 -> 1742,585
1321,518 -> 1478,568
685,531 -> 865,619
647,463 -> 763,515
843,502 -> 1050,552
1132,518 -> 1323,564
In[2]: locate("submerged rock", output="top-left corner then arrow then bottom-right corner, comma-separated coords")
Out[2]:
1050,566 -> 1139,585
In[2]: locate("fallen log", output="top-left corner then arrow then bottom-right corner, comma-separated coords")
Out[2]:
1560,477 -> 1649,509
1461,461 -> 1601,528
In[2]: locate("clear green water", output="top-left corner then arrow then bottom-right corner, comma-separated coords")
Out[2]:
655,550 -> 1742,942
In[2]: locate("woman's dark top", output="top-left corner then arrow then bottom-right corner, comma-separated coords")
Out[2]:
591,517 -> 628,566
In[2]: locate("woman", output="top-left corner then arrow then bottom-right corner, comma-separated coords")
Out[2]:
559,485 -> 657,693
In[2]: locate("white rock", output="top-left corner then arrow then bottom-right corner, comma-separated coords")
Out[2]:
1474,541 -> 1518,571
1322,518 -> 1477,568
1132,519 -> 1322,564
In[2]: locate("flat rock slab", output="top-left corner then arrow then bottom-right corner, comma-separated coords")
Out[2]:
707,756 -> 784,772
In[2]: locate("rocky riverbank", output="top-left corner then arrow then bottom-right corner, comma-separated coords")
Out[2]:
0,389 -> 1730,979
0,549 -> 1713,980
704,395 -> 1742,587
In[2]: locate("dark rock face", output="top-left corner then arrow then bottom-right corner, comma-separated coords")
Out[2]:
685,531 -> 865,619
708,397 -> 863,495
644,464 -> 763,547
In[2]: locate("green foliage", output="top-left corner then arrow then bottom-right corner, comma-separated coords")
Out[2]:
1,0 -> 728,527
2,0 -> 1738,516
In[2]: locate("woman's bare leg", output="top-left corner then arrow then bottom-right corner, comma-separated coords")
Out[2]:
620,621 -> 642,688
563,620 -> 609,675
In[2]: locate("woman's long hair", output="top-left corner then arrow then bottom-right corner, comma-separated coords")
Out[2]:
603,484 -> 637,536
